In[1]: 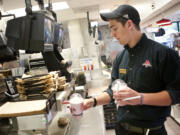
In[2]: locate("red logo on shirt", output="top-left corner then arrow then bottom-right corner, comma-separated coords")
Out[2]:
142,60 -> 152,68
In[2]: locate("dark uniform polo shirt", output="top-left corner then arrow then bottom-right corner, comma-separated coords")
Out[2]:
105,34 -> 180,128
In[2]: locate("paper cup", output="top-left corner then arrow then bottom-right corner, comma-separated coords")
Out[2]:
70,93 -> 83,118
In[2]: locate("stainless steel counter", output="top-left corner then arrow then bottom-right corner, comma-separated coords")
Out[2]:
49,84 -> 106,135
47,105 -> 105,135
41,79 -> 109,135
66,106 -> 105,135
48,105 -> 71,135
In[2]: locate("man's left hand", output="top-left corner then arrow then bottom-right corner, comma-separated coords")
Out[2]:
113,87 -> 141,106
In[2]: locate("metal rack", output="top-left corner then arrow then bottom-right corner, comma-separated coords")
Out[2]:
103,103 -> 117,129
171,104 -> 180,125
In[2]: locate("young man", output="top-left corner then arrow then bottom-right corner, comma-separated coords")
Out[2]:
83,4 -> 180,135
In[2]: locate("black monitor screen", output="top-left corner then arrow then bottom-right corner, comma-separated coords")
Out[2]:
6,12 -> 55,52
58,26 -> 64,42
54,23 -> 64,47
44,18 -> 54,44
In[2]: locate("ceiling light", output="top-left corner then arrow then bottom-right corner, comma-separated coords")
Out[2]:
100,9 -> 111,13
91,21 -> 98,27
32,5 -> 40,11
6,1 -> 69,17
52,2 -> 69,11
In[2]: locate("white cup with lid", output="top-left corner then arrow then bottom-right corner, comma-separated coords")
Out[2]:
69,93 -> 83,118
112,79 -> 127,92
112,79 -> 127,106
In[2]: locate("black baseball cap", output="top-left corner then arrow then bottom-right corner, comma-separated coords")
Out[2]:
100,4 -> 140,25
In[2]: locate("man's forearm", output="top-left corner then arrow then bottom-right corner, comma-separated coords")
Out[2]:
95,92 -> 111,106
83,92 -> 111,110
143,91 -> 172,106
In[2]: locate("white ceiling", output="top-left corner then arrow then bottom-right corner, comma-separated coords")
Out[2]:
2,0 -> 180,25
2,0 -> 128,21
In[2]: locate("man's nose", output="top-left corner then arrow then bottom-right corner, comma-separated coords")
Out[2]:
111,31 -> 116,38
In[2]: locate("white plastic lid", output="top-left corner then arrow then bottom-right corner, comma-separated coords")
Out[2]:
112,79 -> 127,91
69,93 -> 83,104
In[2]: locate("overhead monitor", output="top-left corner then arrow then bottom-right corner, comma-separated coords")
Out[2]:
53,23 -> 64,48
5,12 -> 55,52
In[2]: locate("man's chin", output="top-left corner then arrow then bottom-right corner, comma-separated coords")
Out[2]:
119,41 -> 125,45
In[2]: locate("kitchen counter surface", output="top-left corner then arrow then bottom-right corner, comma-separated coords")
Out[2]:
65,85 -> 108,135
48,85 -> 108,135
66,106 -> 106,135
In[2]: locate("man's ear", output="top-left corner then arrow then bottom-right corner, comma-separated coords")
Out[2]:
126,20 -> 134,30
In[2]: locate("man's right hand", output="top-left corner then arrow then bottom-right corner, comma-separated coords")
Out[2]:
83,98 -> 94,110
83,92 -> 111,110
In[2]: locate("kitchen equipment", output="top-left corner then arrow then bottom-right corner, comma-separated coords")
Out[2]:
0,92 -> 57,135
